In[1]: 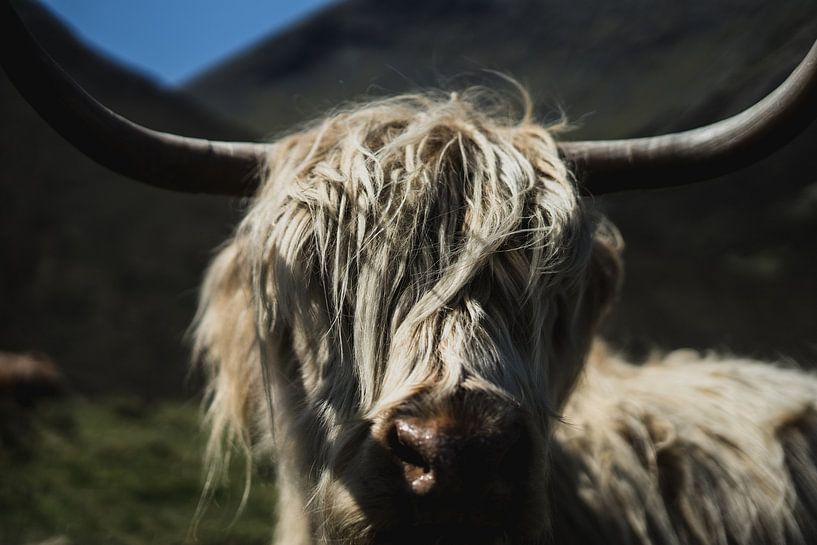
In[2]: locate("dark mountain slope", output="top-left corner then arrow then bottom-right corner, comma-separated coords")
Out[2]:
187,0 -> 817,363
1,2 -> 258,397
187,0 -> 817,139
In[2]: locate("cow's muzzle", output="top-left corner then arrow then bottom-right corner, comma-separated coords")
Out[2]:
374,391 -> 532,528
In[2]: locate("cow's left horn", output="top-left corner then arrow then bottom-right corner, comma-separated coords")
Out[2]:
0,0 -> 268,196
561,38 -> 817,194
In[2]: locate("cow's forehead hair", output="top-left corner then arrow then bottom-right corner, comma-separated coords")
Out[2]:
240,90 -> 592,412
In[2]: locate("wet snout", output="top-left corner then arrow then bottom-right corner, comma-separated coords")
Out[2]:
378,391 -> 531,525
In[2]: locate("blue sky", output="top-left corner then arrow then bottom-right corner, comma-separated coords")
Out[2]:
40,0 -> 337,86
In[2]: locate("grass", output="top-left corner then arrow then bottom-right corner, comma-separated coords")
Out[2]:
0,397 -> 276,545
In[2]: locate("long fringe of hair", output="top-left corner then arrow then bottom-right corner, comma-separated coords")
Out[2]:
191,87 -> 617,536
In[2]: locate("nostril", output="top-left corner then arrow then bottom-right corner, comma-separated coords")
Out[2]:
390,421 -> 431,469
388,419 -> 438,495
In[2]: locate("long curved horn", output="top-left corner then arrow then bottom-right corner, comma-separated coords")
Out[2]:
561,38 -> 817,194
0,1 -> 267,196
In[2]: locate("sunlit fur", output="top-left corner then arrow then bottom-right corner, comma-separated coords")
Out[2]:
192,91 -> 817,545
552,344 -> 817,545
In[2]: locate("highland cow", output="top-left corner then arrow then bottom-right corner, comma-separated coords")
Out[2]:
3,4 -> 817,544
191,93 -> 817,545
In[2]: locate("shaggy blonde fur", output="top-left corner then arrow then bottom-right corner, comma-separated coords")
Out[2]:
192,90 -> 817,545
552,345 -> 817,545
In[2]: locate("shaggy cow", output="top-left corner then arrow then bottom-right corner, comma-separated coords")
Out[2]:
191,92 -> 817,545
3,4 -> 817,544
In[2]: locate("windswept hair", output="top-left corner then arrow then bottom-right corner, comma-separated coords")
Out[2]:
191,89 -> 621,536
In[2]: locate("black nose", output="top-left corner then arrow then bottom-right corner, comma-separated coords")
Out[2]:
386,411 -> 527,498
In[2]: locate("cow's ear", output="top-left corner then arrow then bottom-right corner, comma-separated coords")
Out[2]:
585,220 -> 624,330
